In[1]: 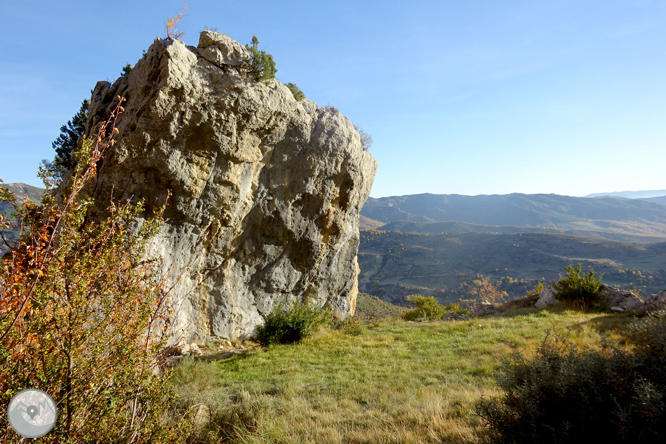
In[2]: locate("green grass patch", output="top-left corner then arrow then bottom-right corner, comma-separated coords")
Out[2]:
170,308 -> 632,443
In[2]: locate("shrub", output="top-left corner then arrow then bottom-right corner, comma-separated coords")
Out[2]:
121,63 -> 132,77
473,275 -> 509,304
476,314 -> 666,444
0,98 -> 191,442
553,263 -> 603,306
245,35 -> 276,84
403,295 -> 447,321
165,4 -> 188,40
286,82 -> 305,101
353,124 -> 373,150
256,302 -> 332,346
334,315 -> 365,336
442,302 -> 470,316
532,281 -> 545,295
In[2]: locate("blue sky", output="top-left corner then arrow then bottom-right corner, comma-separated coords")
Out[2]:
1,0 -> 665,198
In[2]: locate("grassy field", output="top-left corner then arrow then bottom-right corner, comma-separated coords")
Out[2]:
170,307 -> 634,443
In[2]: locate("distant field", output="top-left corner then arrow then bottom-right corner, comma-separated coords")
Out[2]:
170,307 -> 634,443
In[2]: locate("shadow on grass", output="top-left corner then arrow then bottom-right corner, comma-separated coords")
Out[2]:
494,302 -> 638,338
581,312 -> 637,334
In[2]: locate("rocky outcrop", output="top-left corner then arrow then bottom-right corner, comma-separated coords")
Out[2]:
596,284 -> 643,312
532,283 -> 666,315
84,31 -> 377,342
535,285 -> 561,308
635,289 -> 666,315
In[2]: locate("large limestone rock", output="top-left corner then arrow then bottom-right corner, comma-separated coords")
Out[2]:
84,31 -> 377,342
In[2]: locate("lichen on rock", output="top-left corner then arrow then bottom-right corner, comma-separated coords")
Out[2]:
84,31 -> 377,342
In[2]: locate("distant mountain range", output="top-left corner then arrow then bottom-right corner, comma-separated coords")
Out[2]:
0,183 -> 45,202
360,193 -> 666,243
359,192 -> 666,304
585,190 -> 666,199
0,183 -> 45,218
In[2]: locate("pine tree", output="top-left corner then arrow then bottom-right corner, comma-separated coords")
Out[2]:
245,35 -> 277,84
46,99 -> 89,181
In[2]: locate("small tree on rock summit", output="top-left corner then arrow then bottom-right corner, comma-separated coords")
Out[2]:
245,35 -> 277,84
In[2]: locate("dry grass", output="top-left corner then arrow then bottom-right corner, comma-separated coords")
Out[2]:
170,307 -> 634,443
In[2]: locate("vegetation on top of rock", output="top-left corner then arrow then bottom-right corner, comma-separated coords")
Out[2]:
553,263 -> 604,306
120,62 -> 132,78
245,35 -> 276,84
477,311 -> 666,444
165,4 -> 188,40
354,124 -> 373,151
286,82 -> 305,101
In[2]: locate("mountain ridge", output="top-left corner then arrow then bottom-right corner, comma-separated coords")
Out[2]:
361,192 -> 666,242
585,190 -> 666,199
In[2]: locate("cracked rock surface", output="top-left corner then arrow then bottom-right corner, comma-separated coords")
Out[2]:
85,31 -> 377,341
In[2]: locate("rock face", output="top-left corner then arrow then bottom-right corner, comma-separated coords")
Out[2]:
85,31 -> 377,341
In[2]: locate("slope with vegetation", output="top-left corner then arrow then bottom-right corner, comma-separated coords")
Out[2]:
358,230 -> 666,305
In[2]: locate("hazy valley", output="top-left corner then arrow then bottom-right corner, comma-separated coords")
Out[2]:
359,192 -> 666,305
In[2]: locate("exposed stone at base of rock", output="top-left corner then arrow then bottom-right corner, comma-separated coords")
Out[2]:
635,289 -> 666,315
474,301 -> 497,316
535,286 -> 561,308
596,284 -> 643,312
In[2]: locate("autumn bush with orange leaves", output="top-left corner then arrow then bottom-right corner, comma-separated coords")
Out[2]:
165,4 -> 188,40
0,97 -> 192,442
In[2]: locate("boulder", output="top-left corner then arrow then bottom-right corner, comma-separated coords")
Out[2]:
474,301 -> 497,316
198,30 -> 250,67
635,289 -> 666,315
535,285 -> 561,308
84,32 -> 377,342
191,404 -> 210,429
597,284 -> 643,312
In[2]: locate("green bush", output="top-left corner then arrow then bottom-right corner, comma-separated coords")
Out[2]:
333,315 -> 365,336
245,35 -> 276,84
286,82 -> 305,101
442,302 -> 470,316
553,263 -> 603,305
476,313 -> 666,444
256,303 -> 332,346
402,295 -> 460,321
